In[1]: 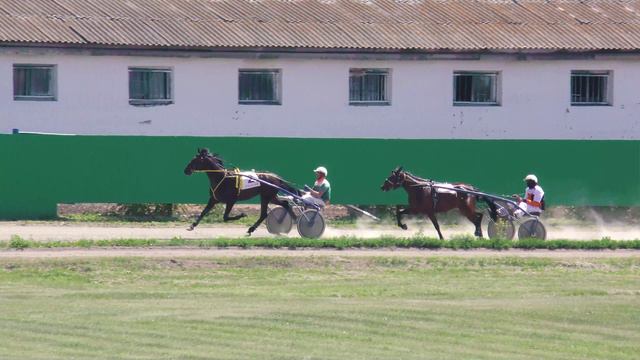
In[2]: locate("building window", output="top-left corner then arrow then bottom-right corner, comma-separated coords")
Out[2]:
453,72 -> 499,105
13,65 -> 57,101
129,68 -> 173,105
238,69 -> 281,105
571,71 -> 611,105
349,69 -> 390,105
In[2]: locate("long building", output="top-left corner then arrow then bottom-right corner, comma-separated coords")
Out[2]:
0,0 -> 639,218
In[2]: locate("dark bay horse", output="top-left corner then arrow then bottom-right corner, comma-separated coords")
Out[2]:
184,148 -> 299,234
381,167 -> 496,239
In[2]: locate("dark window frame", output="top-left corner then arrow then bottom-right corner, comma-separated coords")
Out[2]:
13,64 -> 57,101
453,71 -> 500,106
238,69 -> 282,105
349,68 -> 391,106
128,67 -> 174,106
570,70 -> 612,106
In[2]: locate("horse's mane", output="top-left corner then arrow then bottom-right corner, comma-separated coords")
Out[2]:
205,153 -> 224,168
403,170 -> 431,184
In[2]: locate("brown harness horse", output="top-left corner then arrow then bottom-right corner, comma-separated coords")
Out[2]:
184,148 -> 299,235
381,167 -> 495,239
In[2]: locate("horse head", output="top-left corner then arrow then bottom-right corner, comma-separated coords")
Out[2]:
381,166 -> 405,191
184,148 -> 225,175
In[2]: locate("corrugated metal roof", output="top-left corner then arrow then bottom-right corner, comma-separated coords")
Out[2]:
0,0 -> 639,51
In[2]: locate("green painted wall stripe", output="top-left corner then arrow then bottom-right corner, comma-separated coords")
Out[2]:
1,134 -> 638,219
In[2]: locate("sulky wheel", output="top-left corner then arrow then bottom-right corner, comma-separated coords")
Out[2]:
296,209 -> 325,239
518,218 -> 547,240
487,218 -> 516,240
266,206 -> 294,235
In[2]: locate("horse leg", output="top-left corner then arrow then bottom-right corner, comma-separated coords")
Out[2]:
473,213 -> 484,237
426,212 -> 444,240
396,205 -> 408,230
247,196 -> 271,235
222,202 -> 246,222
459,199 -> 484,238
188,197 -> 217,231
470,197 -> 484,237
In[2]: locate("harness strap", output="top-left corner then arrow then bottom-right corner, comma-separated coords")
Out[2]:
196,169 -> 243,201
234,168 -> 241,197
210,181 -> 223,202
431,186 -> 439,210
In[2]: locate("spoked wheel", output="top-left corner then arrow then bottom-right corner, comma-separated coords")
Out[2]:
518,218 -> 547,240
266,206 -> 294,235
296,209 -> 325,239
487,218 -> 516,240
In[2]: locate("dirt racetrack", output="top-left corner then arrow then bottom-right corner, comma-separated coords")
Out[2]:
1,221 -> 639,259
1,221 -> 639,242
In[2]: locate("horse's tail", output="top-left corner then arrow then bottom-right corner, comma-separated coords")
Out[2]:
278,179 -> 302,197
476,195 -> 498,222
454,183 -> 497,221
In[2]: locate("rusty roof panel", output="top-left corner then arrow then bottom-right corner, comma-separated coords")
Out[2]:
1,0 -> 640,51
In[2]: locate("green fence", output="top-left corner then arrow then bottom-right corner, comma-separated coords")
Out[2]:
1,133 -> 639,219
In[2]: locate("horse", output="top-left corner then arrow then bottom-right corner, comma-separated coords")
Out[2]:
184,148 -> 300,235
380,167 -> 497,240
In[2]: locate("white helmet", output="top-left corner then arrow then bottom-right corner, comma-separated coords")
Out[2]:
313,166 -> 328,176
524,174 -> 538,183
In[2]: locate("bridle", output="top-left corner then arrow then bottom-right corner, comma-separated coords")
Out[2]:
384,170 -> 407,189
188,155 -> 243,200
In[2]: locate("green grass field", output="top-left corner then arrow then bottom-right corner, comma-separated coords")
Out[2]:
1,256 -> 639,359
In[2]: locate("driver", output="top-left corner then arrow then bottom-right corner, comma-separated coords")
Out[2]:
301,166 -> 331,208
513,174 -> 545,216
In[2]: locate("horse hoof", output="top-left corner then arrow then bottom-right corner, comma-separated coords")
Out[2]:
400,224 -> 408,230
187,226 -> 195,231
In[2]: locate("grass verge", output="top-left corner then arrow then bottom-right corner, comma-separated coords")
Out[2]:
3,234 -> 640,250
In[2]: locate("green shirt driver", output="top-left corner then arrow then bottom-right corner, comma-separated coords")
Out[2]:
302,166 -> 331,207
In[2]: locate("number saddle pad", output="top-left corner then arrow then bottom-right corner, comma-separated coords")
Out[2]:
238,171 -> 261,190
433,183 -> 458,195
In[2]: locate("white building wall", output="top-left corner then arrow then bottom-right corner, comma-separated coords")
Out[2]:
1,50 -> 639,139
